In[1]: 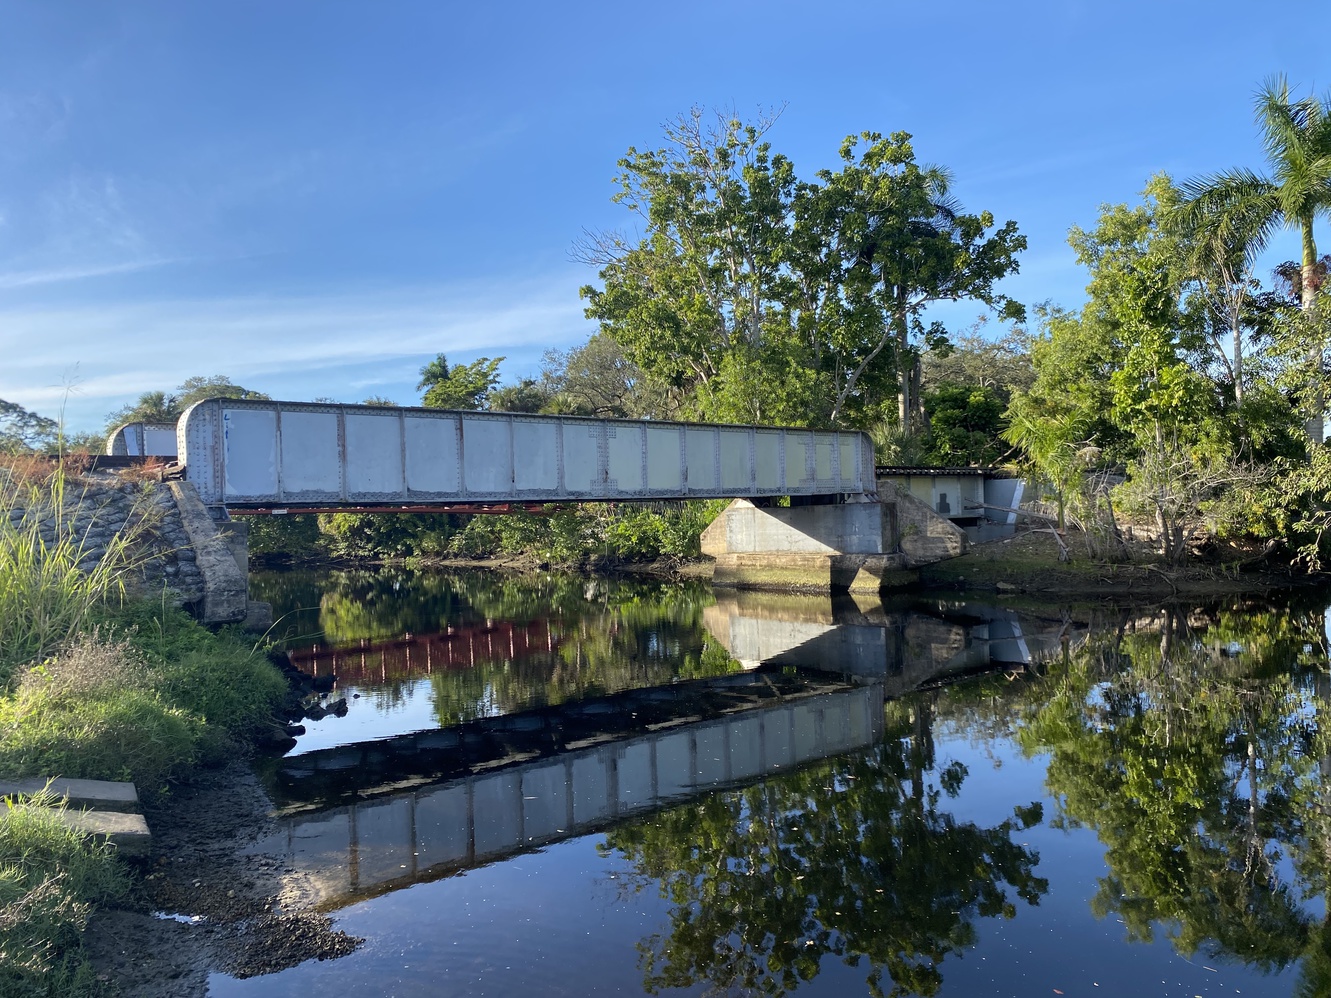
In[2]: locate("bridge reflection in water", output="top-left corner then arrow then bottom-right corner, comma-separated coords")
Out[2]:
251,678 -> 881,909
286,618 -> 559,682
253,593 -> 1077,911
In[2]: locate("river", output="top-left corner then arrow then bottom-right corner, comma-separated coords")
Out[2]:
203,568 -> 1331,996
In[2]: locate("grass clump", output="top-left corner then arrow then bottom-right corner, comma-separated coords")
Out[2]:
0,790 -> 130,997
0,609 -> 288,792
0,465 -> 156,684
0,634 -> 201,791
102,601 -> 289,759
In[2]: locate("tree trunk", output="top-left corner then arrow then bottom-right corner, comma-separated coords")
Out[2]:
1231,309 -> 1244,405
896,324 -> 911,433
1303,219 -> 1324,445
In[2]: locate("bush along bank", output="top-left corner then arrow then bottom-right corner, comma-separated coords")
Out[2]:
248,500 -> 728,568
0,462 -> 290,997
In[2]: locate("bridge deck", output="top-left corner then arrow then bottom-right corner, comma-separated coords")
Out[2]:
179,398 -> 876,508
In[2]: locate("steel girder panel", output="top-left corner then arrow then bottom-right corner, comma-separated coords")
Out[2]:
105,422 -> 179,458
179,398 -> 877,507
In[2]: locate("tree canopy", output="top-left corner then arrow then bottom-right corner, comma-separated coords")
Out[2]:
417,354 -> 504,410
579,110 -> 1025,432
104,375 -> 269,432
0,399 -> 58,453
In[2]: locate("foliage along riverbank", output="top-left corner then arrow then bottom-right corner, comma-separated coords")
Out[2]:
246,500 -> 726,570
248,497 -> 1325,603
0,462 -> 290,997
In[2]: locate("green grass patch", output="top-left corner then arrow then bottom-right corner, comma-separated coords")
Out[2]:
0,791 -> 131,997
0,606 -> 288,793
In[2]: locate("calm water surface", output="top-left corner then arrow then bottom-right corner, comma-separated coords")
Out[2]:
209,569 -> 1331,997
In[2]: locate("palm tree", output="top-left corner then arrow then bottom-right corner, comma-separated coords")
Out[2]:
1178,75 -> 1331,442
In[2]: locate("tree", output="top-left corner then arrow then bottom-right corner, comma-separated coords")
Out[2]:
921,321 -> 1034,400
580,111 -> 1025,431
1178,76 -> 1331,442
920,384 -> 1007,465
1002,305 -> 1123,529
578,109 -> 813,426
1004,178 -> 1270,556
175,375 -> 268,409
105,375 -> 268,432
1169,183 -> 1268,408
802,132 -> 1026,431
541,333 -> 671,418
417,354 -> 503,410
488,379 -> 552,414
0,399 -> 57,453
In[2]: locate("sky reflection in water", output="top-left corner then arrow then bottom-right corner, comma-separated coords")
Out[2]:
213,569 -> 1331,997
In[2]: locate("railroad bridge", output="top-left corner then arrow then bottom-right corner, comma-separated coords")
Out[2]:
126,398 -> 976,623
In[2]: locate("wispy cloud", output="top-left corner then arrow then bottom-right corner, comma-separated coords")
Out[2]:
0,274 -> 594,429
0,257 -> 177,289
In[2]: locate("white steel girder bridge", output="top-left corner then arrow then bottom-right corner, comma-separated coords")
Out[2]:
177,398 -> 878,511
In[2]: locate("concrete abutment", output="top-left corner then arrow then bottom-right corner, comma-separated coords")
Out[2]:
701,490 -> 966,594
167,482 -> 269,628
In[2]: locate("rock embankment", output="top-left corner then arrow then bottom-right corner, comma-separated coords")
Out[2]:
4,470 -> 207,608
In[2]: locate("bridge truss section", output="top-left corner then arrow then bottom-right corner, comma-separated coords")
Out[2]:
178,398 -> 877,509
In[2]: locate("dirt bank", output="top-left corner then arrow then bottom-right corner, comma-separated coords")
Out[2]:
85,761 -> 360,998
914,528 -> 1317,601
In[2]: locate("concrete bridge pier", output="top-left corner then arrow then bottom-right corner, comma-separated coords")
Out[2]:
700,498 -> 914,594
167,481 -> 270,629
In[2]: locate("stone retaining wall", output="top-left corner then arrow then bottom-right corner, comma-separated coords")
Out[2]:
3,470 -> 206,608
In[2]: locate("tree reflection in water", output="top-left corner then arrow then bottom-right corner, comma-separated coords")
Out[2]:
602,704 -> 1047,997
1010,601 -> 1331,988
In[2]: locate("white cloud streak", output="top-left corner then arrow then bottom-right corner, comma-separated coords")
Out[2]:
0,276 -> 593,428
0,257 -> 177,289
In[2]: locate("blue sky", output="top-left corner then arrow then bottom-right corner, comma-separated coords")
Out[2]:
1,1 -> 1328,432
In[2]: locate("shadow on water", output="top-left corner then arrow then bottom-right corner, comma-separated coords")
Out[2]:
232,568 -> 1331,997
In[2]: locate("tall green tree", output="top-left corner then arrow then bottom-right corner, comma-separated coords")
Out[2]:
1178,75 -> 1331,442
580,112 -> 1025,431
417,353 -> 503,410
578,109 -> 815,425
802,132 -> 1026,431
1005,177 -> 1270,556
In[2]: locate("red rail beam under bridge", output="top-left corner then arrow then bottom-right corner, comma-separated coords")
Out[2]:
230,503 -> 555,516
287,619 -> 559,683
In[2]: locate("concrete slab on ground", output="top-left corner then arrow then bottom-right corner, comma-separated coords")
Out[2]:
0,777 -> 139,812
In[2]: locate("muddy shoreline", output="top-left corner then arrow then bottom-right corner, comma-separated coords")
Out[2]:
85,761 -> 360,998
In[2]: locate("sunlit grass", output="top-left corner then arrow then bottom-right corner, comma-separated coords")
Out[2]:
0,788 -> 130,997
0,463 -> 156,685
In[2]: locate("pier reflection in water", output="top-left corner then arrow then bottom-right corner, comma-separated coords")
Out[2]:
217,569 -> 1331,997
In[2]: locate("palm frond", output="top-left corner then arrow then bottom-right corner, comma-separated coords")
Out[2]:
1173,170 -> 1281,262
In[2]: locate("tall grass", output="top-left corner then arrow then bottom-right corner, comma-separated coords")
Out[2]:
0,464 -> 154,683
